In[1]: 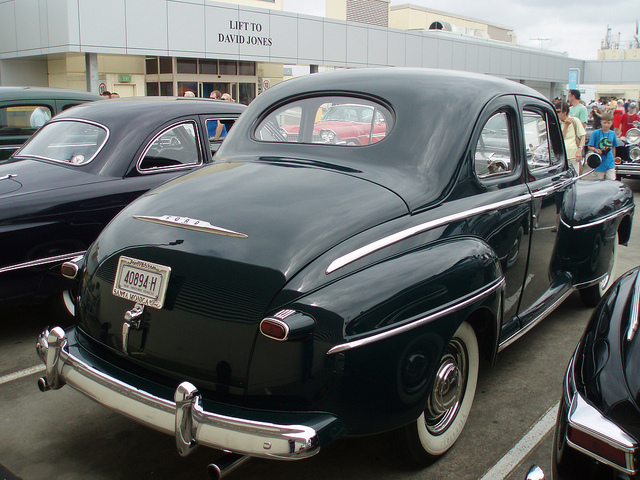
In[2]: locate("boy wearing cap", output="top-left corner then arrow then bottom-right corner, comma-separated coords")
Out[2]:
618,102 -> 639,138
588,112 -> 618,180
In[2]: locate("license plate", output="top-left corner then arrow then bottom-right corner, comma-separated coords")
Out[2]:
113,256 -> 171,309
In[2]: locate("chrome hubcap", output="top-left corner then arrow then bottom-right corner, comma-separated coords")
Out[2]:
425,338 -> 467,435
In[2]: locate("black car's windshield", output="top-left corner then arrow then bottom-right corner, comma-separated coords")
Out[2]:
16,120 -> 108,165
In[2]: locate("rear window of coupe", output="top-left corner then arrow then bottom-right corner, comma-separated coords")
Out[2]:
254,96 -> 394,147
17,120 -> 108,165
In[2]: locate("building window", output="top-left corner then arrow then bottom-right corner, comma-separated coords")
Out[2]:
178,82 -> 197,97
219,60 -> 237,76
146,82 -> 160,96
199,60 -> 218,75
239,61 -> 255,76
159,57 -> 173,74
160,82 -> 173,96
177,58 -> 197,74
239,83 -> 256,105
145,58 -> 158,75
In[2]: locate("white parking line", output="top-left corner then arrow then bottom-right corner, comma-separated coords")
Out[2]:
479,401 -> 559,480
0,365 -> 46,386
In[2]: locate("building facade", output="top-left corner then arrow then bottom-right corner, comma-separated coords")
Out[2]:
0,0 -> 638,102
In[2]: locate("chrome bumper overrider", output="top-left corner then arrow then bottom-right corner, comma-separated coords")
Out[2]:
36,327 -> 333,460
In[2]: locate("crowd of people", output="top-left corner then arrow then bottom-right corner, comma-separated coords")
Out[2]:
554,90 -> 639,180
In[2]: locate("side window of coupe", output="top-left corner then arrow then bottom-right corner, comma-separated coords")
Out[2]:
139,122 -> 201,172
206,117 -> 237,154
0,105 -> 53,135
254,96 -> 393,146
523,111 -> 553,170
474,112 -> 514,178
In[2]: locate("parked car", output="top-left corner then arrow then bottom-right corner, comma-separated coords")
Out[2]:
550,265 -> 640,479
37,69 -> 634,478
0,86 -> 101,160
615,124 -> 640,179
0,97 -> 244,309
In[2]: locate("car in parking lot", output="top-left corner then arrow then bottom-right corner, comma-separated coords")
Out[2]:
37,68 -> 634,477
0,97 -> 244,309
551,265 -> 640,479
615,124 -> 640,179
0,86 -> 101,160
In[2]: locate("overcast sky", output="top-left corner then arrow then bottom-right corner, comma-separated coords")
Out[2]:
282,0 -> 639,60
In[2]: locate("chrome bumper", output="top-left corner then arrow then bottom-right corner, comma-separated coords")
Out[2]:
616,164 -> 640,177
36,327 -> 335,460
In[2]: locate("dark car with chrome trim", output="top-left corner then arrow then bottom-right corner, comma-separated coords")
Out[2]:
615,124 -> 640,179
0,86 -> 101,160
545,266 -> 640,479
0,97 -> 244,309
37,69 -> 634,477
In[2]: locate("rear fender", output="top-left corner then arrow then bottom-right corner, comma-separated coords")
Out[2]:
248,237 -> 503,435
560,180 -> 634,287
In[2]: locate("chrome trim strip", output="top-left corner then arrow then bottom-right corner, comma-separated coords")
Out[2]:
0,174 -> 17,181
327,277 -> 505,355
0,251 -> 86,274
0,146 -> 19,151
567,392 -> 637,475
326,193 -> 532,274
573,271 -> 609,290
530,178 -> 574,199
498,286 -> 574,351
626,272 -> 640,342
133,215 -> 248,238
37,328 -> 323,460
571,204 -> 635,230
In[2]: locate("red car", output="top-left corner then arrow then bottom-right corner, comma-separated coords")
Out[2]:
279,101 -> 389,145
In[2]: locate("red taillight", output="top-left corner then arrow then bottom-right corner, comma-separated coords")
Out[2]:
567,425 -> 628,469
260,319 -> 288,341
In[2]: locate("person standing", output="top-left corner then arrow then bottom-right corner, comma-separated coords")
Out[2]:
587,112 -> 618,180
568,89 -> 588,128
557,101 -> 586,174
618,102 -> 639,138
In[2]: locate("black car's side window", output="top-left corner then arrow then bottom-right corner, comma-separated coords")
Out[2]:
139,121 -> 201,172
474,112 -> 514,178
0,105 -> 53,135
206,117 -> 237,154
524,111 -> 551,170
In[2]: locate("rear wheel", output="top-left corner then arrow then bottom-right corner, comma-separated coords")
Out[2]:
393,321 -> 479,465
579,236 -> 618,307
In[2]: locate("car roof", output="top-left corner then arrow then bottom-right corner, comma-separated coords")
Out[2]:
221,68 -> 548,212
0,86 -> 102,102
54,97 -> 246,127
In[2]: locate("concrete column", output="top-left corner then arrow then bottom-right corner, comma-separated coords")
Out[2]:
85,53 -> 99,93
310,64 -> 319,74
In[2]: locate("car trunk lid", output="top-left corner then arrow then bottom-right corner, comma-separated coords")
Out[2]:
77,159 -> 408,400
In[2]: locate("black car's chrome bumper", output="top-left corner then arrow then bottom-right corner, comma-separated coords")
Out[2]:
557,355 -> 638,476
616,163 -> 640,177
37,326 -> 341,460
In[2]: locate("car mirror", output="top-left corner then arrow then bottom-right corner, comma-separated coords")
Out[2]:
585,152 -> 601,170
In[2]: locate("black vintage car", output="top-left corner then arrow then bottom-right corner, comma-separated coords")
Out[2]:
551,266 -> 640,479
0,97 -> 245,309
615,125 -> 640,179
37,69 -> 634,477
0,86 -> 101,160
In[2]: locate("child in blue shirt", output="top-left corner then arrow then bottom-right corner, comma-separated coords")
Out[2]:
587,112 -> 617,180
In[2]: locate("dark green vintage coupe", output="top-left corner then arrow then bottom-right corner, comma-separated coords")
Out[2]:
37,69 -> 634,478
